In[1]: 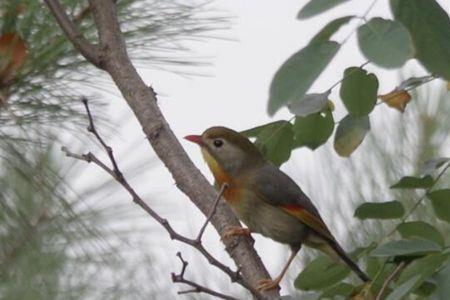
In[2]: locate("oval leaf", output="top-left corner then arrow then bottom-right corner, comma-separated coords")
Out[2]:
385,275 -> 421,300
396,254 -> 450,292
310,16 -> 354,44
297,0 -> 350,19
357,17 -> 414,68
293,109 -> 334,150
427,189 -> 450,223
371,239 -> 441,258
390,175 -> 433,189
334,115 -> 370,157
320,282 -> 354,298
355,201 -> 405,220
294,256 -> 350,291
433,261 -> 450,299
391,0 -> 450,80
340,67 -> 379,116
268,41 -> 340,115
288,91 -> 330,117
241,120 -> 287,138
255,121 -> 294,166
397,221 -> 445,248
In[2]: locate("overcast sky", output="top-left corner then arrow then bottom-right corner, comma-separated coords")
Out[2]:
75,0 -> 450,296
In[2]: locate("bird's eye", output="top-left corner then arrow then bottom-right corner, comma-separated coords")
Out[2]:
213,139 -> 223,147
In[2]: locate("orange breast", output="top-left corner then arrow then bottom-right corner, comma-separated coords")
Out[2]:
201,148 -> 242,203
213,168 -> 243,203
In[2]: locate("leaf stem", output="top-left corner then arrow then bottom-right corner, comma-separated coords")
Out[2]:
386,162 -> 450,238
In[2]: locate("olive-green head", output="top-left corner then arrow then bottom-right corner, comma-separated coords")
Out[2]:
185,126 -> 264,177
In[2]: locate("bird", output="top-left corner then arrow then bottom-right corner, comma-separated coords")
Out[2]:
184,126 -> 370,291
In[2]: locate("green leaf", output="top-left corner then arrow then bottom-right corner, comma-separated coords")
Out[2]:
397,254 -> 450,293
241,120 -> 287,138
340,67 -> 379,116
297,0 -> 350,19
357,17 -> 414,68
293,109 -> 334,150
414,281 -> 436,297
294,256 -> 350,291
390,175 -> 433,189
391,0 -> 450,80
320,282 -> 354,298
268,41 -> 340,115
368,262 -> 397,294
255,121 -> 294,166
397,221 -> 445,247
333,115 -> 370,157
371,239 -> 442,257
354,201 -> 405,220
428,189 -> 450,223
288,91 -> 330,117
310,16 -> 354,44
385,275 -> 421,300
433,261 -> 450,299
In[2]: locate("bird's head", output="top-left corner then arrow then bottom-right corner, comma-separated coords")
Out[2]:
184,126 -> 264,178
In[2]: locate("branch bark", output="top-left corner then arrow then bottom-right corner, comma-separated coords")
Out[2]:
45,1 -> 279,299
43,0 -> 101,67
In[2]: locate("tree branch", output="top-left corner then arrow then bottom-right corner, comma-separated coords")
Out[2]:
172,252 -> 241,300
46,0 -> 278,298
44,0 -> 101,67
61,99 -> 260,297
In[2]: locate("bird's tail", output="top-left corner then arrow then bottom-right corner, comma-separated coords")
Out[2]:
317,241 -> 370,282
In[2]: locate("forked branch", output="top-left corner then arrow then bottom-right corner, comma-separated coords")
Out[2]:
62,99 -> 256,298
47,0 -> 277,298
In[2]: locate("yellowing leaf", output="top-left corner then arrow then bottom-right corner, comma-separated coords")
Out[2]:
379,89 -> 412,112
334,115 -> 370,157
0,32 -> 27,84
447,81 -> 450,90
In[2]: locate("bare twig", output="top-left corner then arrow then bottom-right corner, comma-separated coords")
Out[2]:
375,262 -> 406,300
48,0 -> 277,297
61,99 -> 259,297
196,183 -> 228,243
44,0 -> 100,67
81,97 -> 120,172
172,252 -> 241,300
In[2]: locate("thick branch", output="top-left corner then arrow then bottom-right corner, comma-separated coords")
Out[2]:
50,0 -> 278,298
44,0 -> 101,67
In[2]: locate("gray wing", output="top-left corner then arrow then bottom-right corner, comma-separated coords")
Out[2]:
247,162 -> 335,241
249,163 -> 322,218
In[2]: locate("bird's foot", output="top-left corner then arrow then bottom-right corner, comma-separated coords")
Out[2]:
256,278 -> 281,291
222,226 -> 252,240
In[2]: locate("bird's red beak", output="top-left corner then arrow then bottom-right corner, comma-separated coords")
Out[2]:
184,135 -> 204,146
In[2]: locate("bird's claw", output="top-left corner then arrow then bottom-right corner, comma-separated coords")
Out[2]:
256,278 -> 281,291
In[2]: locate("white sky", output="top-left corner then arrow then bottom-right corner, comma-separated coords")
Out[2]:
74,0 -> 450,297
